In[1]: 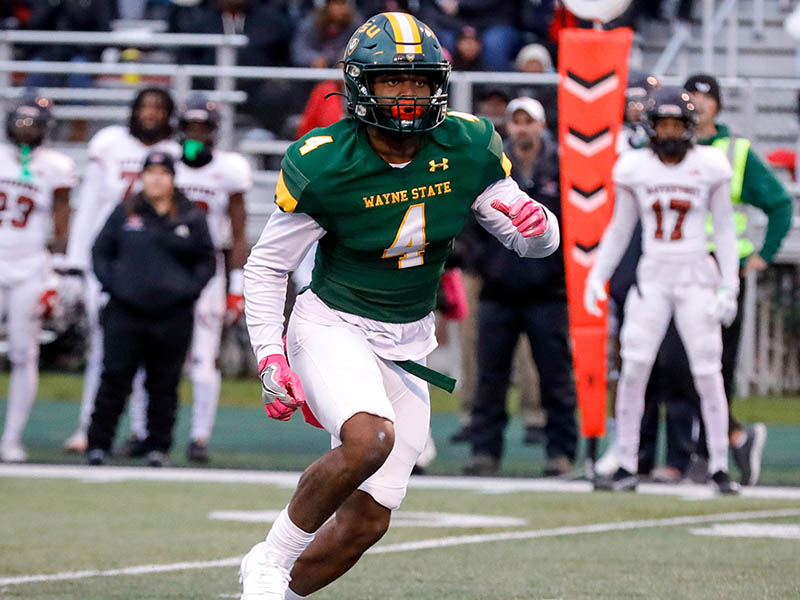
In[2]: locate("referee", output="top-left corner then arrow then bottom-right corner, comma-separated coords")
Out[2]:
86,152 -> 215,466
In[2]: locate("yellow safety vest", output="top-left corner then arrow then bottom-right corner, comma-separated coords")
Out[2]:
706,136 -> 755,258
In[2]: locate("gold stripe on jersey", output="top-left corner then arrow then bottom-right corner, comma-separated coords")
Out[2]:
385,12 -> 422,55
275,170 -> 298,213
501,152 -> 512,177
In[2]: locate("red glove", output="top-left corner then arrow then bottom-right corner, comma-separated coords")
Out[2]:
225,293 -> 244,324
439,268 -> 469,321
491,197 -> 547,237
37,288 -> 58,318
258,354 -> 306,421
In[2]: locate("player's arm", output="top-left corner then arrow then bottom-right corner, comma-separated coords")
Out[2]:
225,191 -> 248,323
244,209 -> 325,362
471,177 -> 560,258
51,187 -> 71,254
66,158 -> 106,271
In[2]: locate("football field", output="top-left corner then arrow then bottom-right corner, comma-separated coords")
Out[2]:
2,464 -> 800,600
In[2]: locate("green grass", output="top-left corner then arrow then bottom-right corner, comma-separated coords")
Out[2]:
4,372 -> 800,422
1,474 -> 799,599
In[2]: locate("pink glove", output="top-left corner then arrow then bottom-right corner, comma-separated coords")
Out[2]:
440,268 -> 469,321
491,197 -> 547,237
258,354 -> 307,421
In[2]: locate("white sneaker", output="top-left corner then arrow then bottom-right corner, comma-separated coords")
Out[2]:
64,430 -> 88,453
239,542 -> 291,600
0,440 -> 28,463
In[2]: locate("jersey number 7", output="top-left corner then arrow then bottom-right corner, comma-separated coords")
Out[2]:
382,203 -> 427,269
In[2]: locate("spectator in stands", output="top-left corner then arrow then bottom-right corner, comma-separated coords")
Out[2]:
295,80 -> 346,139
85,152 -> 215,467
1,1 -> 32,29
421,0 -> 522,71
462,97 -> 577,476
25,0 -> 112,88
451,25 -> 484,71
291,0 -> 361,68
474,87 -> 510,135
514,43 -> 558,137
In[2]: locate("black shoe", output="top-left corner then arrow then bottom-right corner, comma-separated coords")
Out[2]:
731,423 -> 767,486
411,464 -> 426,475
523,425 -> 546,446
594,467 -> 638,491
686,454 -> 709,484
187,440 -> 210,463
712,470 -> 740,495
462,454 -> 500,477
449,424 -> 472,444
117,435 -> 147,458
87,448 -> 107,466
147,450 -> 166,468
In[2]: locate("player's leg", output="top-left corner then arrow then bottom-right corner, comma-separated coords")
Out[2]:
287,357 -> 429,596
188,270 -> 225,460
0,278 -> 42,462
127,368 -> 149,442
240,318 -> 398,598
614,282 -> 672,476
65,275 -> 103,451
673,284 -> 732,486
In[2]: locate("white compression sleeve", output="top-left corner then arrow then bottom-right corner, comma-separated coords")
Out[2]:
65,159 -> 107,270
471,177 -> 560,258
243,210 -> 325,363
589,185 -> 640,283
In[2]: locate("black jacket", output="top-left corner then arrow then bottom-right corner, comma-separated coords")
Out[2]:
92,190 -> 215,316
464,136 -> 566,303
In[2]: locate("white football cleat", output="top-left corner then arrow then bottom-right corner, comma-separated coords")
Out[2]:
0,440 -> 28,463
239,542 -> 291,600
64,430 -> 88,453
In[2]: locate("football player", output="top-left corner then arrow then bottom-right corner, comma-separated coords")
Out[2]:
617,71 -> 660,153
585,88 -> 740,494
63,88 -> 180,453
238,12 -> 560,599
127,94 -> 252,462
0,92 -> 77,462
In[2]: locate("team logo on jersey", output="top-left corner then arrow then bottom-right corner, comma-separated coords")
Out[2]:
174,224 -> 190,238
124,215 -> 143,231
563,70 -> 619,103
428,158 -> 449,172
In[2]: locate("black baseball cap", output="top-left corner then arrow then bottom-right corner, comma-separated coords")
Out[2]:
684,73 -> 722,110
142,151 -> 175,174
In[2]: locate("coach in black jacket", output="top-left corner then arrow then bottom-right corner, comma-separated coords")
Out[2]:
86,152 -> 215,466
463,97 -> 577,476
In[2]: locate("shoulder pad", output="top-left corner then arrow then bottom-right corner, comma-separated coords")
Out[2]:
88,125 -> 128,159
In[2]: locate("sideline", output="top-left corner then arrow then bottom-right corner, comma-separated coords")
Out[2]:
1,508 -> 799,587
3,463 -> 800,500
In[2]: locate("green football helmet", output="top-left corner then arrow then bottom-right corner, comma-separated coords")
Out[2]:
342,12 -> 451,134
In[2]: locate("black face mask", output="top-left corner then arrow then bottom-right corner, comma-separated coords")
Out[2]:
181,139 -> 214,168
130,116 -> 171,145
652,137 -> 691,161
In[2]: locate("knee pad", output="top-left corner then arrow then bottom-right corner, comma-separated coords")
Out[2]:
620,359 -> 652,386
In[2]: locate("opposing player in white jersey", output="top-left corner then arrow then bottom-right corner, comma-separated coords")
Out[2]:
584,88 -> 740,494
0,93 -> 77,462
127,94 -> 252,462
63,88 -> 180,453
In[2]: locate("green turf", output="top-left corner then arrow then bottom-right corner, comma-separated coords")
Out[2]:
1,475 -> 799,599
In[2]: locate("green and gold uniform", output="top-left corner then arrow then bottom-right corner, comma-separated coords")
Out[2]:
275,113 -> 511,323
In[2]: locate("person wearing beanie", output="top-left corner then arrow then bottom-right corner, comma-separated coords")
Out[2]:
85,152 -> 215,467
680,73 -> 793,486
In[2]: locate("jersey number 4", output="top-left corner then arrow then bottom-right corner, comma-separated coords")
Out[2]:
0,191 -> 35,228
652,199 -> 691,241
383,203 -> 427,269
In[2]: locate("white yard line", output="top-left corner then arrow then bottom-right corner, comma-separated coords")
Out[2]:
3,463 -> 800,500
1,508 -> 799,587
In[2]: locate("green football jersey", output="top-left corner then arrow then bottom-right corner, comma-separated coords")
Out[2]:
276,112 -> 511,323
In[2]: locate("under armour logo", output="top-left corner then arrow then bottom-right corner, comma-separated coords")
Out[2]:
429,158 -> 449,172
